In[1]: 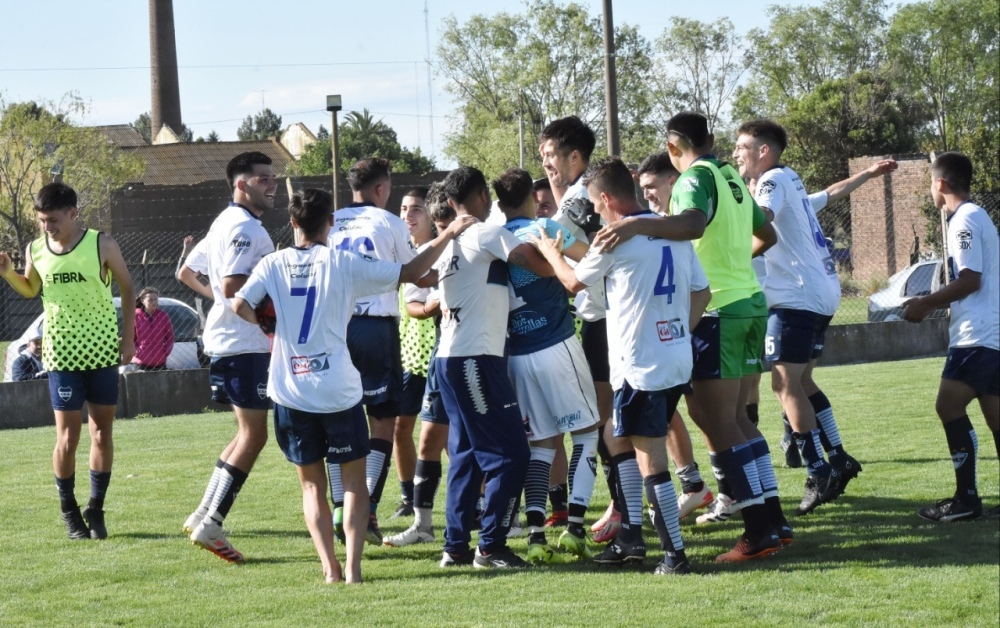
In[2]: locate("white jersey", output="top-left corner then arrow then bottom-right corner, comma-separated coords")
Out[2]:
947,202 -> 1000,350
756,167 -> 840,315
203,203 -> 274,356
553,178 -> 607,322
753,190 -> 829,285
403,242 -> 434,304
237,243 -> 402,413
575,213 -> 709,391
435,222 -> 523,358
327,203 -> 416,317
184,238 -> 209,275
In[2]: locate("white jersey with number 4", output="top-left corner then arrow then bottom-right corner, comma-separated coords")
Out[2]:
947,201 -> 1000,350
237,243 -> 403,413
327,203 -> 416,317
574,213 -> 708,391
756,167 -> 840,315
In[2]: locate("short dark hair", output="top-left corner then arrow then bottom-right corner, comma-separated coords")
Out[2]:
348,158 -> 392,192
666,112 -> 711,151
540,116 -> 597,162
931,152 -> 973,195
581,157 -> 635,202
34,182 -> 77,212
492,168 -> 534,211
532,177 -> 551,193
441,166 -> 488,206
737,119 -> 788,153
402,186 -> 429,201
637,153 -> 678,178
426,182 -> 455,223
288,188 -> 333,238
226,151 -> 273,190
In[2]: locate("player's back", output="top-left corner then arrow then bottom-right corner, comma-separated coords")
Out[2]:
948,202 -> 1000,350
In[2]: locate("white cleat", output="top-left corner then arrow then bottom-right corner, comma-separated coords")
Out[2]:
383,525 -> 435,547
677,485 -> 715,519
695,493 -> 738,524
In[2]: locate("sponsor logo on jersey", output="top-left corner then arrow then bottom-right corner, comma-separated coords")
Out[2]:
291,353 -> 331,375
57,386 -> 73,402
510,311 -> 548,335
329,445 -> 353,455
680,177 -> 699,193
746,357 -> 760,366
554,410 -> 582,430
435,255 -> 460,281
727,180 -> 745,203
656,319 -> 685,342
956,229 -> 972,250
364,384 -> 388,397
231,235 -> 251,251
759,179 -> 777,195
47,272 -> 87,284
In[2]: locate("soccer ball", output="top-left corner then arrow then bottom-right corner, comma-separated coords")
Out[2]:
255,295 -> 277,337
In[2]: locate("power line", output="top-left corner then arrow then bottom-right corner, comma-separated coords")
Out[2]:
0,61 -> 418,73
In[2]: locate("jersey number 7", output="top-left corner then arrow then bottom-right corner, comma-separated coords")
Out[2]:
290,286 -> 317,344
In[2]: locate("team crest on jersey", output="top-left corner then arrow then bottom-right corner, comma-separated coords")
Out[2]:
291,353 -> 331,375
956,230 -> 972,250
57,386 -> 73,402
656,319 -> 685,342
727,181 -> 745,203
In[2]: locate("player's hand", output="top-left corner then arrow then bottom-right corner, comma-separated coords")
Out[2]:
592,217 -> 638,253
119,337 -> 136,365
0,252 -> 11,276
181,235 -> 196,256
868,159 -> 898,178
901,297 -> 930,323
527,228 -> 564,261
444,214 -> 478,238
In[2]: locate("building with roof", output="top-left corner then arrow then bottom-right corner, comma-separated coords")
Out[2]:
280,123 -> 317,159
91,124 -> 148,147
124,138 -> 294,186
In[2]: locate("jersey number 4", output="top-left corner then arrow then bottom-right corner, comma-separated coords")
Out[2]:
654,246 -> 676,303
290,286 -> 317,344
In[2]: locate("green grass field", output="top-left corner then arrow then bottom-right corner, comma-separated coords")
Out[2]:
0,358 -> 997,626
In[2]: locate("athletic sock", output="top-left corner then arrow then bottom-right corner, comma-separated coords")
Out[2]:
675,463 -> 704,494
944,415 -> 979,501
746,403 -> 759,427
746,436 -> 788,527
644,471 -> 685,566
809,391 -> 847,465
400,480 -> 414,505
207,463 -> 249,524
711,445 -> 762,504
611,452 -> 643,541
568,430 -> 598,517
740,503 -> 771,540
328,461 -> 345,508
526,447 -> 556,532
793,429 -> 831,479
366,438 -> 393,505
413,459 -> 441,529
548,483 -> 569,513
197,460 -> 226,512
55,474 -> 77,513
88,470 -> 111,511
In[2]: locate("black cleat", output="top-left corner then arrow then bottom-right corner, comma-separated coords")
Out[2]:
390,500 -> 414,519
832,455 -> 862,498
83,507 -> 107,540
777,523 -> 794,546
781,433 -> 802,468
795,470 -> 839,516
593,537 -> 647,565
918,496 -> 982,523
984,505 -> 999,519
61,507 -> 91,540
439,549 -> 476,568
473,546 -> 530,569
653,557 -> 692,575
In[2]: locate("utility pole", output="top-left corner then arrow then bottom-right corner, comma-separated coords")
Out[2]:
602,0 -> 620,157
326,95 -> 343,211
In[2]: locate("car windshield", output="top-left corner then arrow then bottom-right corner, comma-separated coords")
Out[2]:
903,263 -> 936,297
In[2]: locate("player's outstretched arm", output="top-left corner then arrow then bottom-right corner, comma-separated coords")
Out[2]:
824,159 -> 898,205
101,235 -> 136,364
592,209 -> 707,253
399,215 -> 477,284
902,269 -> 980,323
529,229 -> 586,294
0,247 -> 42,298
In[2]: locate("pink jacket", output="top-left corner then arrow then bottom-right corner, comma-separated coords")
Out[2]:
133,307 -> 174,367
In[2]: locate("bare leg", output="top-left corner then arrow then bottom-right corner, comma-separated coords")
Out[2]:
341,457 -> 369,584
393,414 -> 418,489
224,406 -> 269,473
53,410 -> 84,479
296,461 -> 342,583
666,412 -> 695,467
87,403 -> 116,473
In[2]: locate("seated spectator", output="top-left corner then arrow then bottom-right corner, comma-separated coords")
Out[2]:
132,287 -> 174,371
12,333 -> 47,381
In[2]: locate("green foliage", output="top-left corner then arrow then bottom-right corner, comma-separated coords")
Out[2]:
132,111 -> 194,144
237,108 -> 283,141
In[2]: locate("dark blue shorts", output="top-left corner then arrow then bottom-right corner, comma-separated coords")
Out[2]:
48,366 -> 119,411
612,381 -> 685,438
274,402 -> 370,466
581,318 -> 610,383
400,371 -> 427,417
765,308 -> 833,364
209,353 -> 270,409
419,344 -> 448,425
942,347 -> 1000,396
347,316 -> 402,419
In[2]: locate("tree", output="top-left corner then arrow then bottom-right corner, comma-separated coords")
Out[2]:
237,108 -> 283,141
206,130 -> 220,143
316,125 -> 330,141
0,96 -> 144,253
132,110 -> 194,143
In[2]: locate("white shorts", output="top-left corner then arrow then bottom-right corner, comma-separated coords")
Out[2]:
507,337 -> 600,441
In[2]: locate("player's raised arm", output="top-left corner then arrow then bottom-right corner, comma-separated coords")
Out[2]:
824,159 -> 899,205
100,234 -> 136,364
0,246 -> 43,298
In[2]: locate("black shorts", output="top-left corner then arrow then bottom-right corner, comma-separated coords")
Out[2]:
764,308 -> 833,364
942,347 -> 1000,396
347,316 -> 403,419
580,318 -> 610,383
273,402 -> 370,466
611,381 -> 685,439
400,371 -> 427,417
419,344 -> 448,425
209,353 -> 270,409
48,366 -> 119,411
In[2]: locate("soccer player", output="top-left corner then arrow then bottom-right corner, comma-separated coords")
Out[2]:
326,158 -> 425,545
533,177 -> 558,219
534,157 -> 711,575
0,182 -> 135,540
232,188 -> 474,583
434,166 -> 553,569
176,235 -> 214,302
184,151 -> 276,562
902,152 -> 1000,522
732,119 -> 861,514
594,112 -> 787,562
491,168 -> 599,563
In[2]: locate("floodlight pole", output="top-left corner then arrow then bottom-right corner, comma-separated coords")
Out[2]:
602,0 -> 620,157
327,95 -> 343,211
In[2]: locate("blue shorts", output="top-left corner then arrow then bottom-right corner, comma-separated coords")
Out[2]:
400,371 -> 427,417
612,381 -> 685,439
765,308 -> 833,364
581,318 -> 610,383
942,347 -> 1000,396
48,366 -> 119,411
347,316 -> 402,419
419,344 -> 448,425
274,402 -> 370,466
209,353 -> 270,409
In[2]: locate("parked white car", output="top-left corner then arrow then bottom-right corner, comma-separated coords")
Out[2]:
867,259 -> 951,322
3,297 -> 206,381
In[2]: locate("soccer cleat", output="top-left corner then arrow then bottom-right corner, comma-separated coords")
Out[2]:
677,485 -> 714,519
592,517 -> 621,544
390,500 -> 414,519
917,496 -> 983,523
366,514 -> 384,546
653,557 -> 692,575
332,507 -> 345,544
83,507 -> 107,540
832,454 -> 863,498
474,546 -> 531,569
985,505 -> 1000,518
507,510 -> 524,538
781,433 -> 803,468
593,536 -> 647,565
61,507 -> 91,541
795,470 -> 840,516
526,542 -> 561,565
591,503 -> 619,532
715,533 -> 782,563
190,520 -> 244,563
383,524 -> 434,547
695,494 -> 737,524
183,508 -> 207,535
777,523 -> 795,546
557,528 -> 594,559
439,549 -> 475,567
545,510 -> 568,528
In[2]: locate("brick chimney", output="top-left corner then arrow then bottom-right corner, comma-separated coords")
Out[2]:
149,0 -> 183,142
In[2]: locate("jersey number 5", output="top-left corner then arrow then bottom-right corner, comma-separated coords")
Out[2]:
654,246 -> 676,303
290,286 -> 317,344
